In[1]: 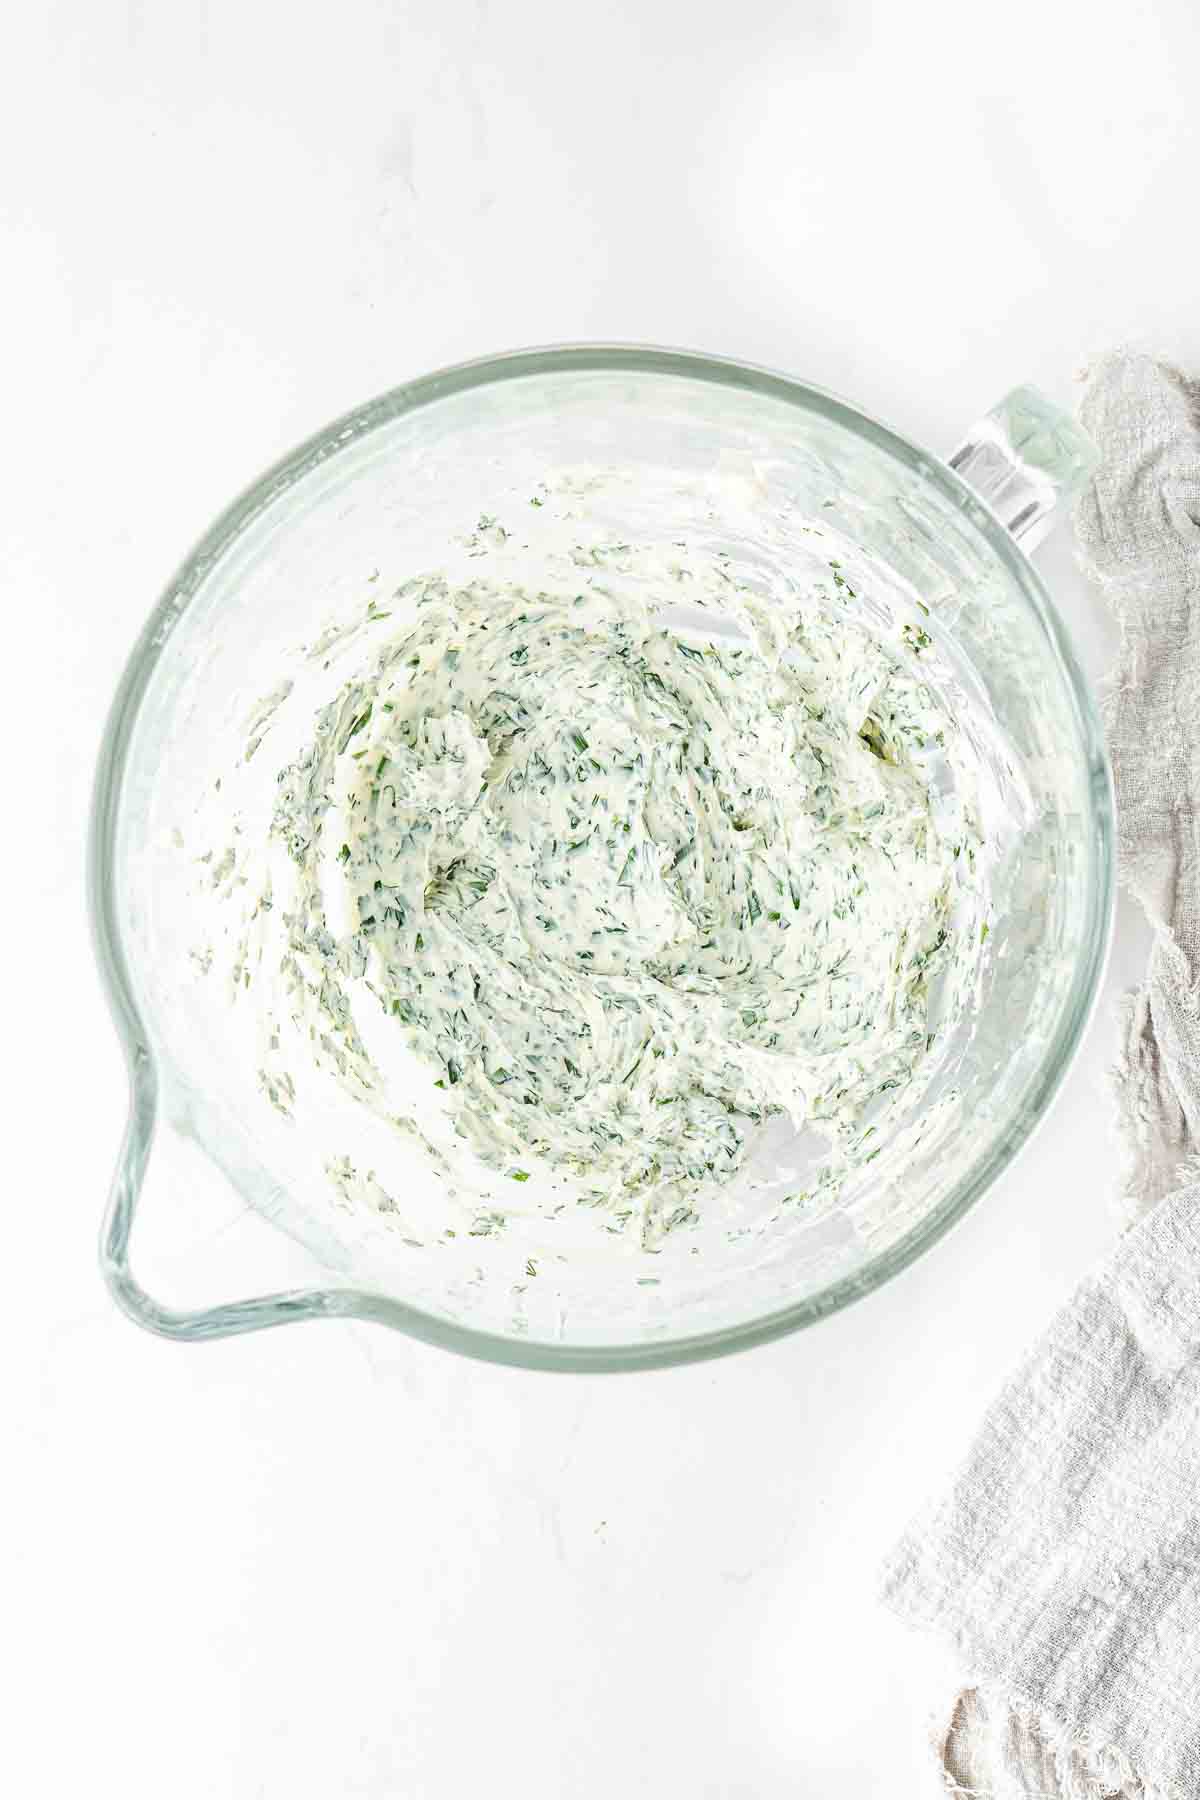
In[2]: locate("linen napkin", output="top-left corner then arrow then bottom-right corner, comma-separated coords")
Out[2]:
882,350 -> 1200,1800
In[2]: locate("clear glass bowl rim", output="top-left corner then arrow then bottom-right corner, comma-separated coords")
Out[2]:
89,342 -> 1116,1371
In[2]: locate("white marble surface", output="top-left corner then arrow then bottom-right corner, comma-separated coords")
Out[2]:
9,0 -> 1200,1792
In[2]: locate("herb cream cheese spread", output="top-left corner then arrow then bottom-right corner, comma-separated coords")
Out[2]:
238,511 -> 984,1248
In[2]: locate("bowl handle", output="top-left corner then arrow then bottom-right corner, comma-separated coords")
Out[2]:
100,1046 -> 356,1340
948,385 -> 1099,551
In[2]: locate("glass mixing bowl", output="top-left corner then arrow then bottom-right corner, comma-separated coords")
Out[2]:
90,346 -> 1113,1369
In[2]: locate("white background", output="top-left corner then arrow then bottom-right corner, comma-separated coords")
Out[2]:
7,1 -> 1200,1793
